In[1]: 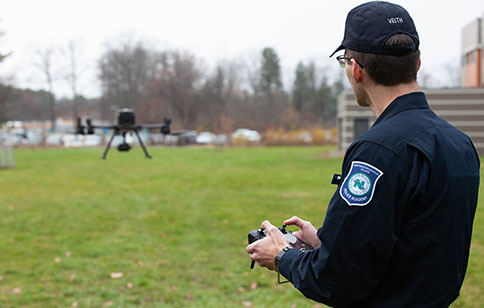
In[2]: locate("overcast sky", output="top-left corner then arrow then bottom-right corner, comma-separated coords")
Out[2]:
1,0 -> 484,98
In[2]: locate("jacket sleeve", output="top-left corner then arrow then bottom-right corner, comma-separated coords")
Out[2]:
278,142 -> 412,307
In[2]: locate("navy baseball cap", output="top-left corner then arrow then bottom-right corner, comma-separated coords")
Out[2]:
330,1 -> 419,57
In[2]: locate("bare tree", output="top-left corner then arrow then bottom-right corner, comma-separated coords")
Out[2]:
98,38 -> 155,119
34,47 -> 57,131
417,68 -> 433,89
62,39 -> 88,122
197,60 -> 245,131
442,61 -> 461,88
147,50 -> 204,128
0,24 -> 11,123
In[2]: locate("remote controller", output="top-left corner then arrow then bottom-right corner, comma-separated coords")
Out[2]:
248,224 -> 313,269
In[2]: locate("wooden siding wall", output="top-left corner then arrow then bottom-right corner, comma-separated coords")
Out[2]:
337,89 -> 484,156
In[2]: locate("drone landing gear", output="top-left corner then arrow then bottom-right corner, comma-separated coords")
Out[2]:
102,129 -> 152,159
133,129 -> 152,159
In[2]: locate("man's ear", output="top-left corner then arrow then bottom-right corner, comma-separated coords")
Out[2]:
417,58 -> 421,72
351,59 -> 363,83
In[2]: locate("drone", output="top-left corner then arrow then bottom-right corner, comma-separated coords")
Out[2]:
76,108 -> 183,159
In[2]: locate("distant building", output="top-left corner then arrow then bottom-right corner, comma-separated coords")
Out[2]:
461,14 -> 483,88
337,88 -> 484,156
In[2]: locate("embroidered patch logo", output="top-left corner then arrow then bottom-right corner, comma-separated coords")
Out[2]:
340,161 -> 383,206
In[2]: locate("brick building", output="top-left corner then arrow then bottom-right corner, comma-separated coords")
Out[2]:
462,14 -> 483,87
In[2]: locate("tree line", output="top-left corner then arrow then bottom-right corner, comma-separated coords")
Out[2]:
1,37 -> 346,133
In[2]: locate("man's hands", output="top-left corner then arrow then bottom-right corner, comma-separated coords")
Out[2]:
246,217 -> 321,271
284,216 -> 321,249
246,220 -> 289,271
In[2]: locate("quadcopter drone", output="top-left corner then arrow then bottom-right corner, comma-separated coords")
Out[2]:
76,108 -> 184,159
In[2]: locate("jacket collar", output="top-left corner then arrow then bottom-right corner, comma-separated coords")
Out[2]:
372,92 -> 429,127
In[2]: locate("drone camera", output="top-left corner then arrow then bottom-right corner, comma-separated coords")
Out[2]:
117,142 -> 131,152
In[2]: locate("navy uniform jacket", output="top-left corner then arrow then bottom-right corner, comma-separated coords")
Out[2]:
279,92 -> 480,307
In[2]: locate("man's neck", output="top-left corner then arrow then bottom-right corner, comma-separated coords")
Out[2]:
366,82 -> 420,118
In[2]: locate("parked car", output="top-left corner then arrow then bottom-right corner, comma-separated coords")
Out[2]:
196,131 -> 216,144
63,134 -> 84,147
23,130 -> 43,145
84,135 -> 103,147
0,132 -> 21,146
215,134 -> 228,145
150,133 -> 165,145
176,130 -> 197,145
45,133 -> 63,146
232,128 -> 261,143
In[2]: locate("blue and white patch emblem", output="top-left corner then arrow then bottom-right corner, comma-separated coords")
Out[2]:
339,161 -> 383,206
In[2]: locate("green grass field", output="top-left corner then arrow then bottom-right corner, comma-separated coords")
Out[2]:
0,146 -> 482,308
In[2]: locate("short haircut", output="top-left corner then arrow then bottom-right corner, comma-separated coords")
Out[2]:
346,34 -> 420,86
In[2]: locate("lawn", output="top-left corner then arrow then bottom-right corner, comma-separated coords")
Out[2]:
0,146 -> 482,308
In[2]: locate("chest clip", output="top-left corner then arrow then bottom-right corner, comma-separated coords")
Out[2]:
331,174 -> 342,185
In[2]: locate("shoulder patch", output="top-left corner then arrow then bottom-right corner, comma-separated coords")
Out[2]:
339,161 -> 383,206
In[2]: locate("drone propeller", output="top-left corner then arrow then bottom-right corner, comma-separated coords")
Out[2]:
86,119 -> 95,134
160,118 -> 171,134
76,117 -> 85,135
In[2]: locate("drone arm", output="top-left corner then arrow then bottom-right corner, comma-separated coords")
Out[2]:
136,117 -> 172,134
88,124 -> 118,130
137,124 -> 165,129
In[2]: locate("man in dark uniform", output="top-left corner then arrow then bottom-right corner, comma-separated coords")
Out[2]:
246,1 -> 481,307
